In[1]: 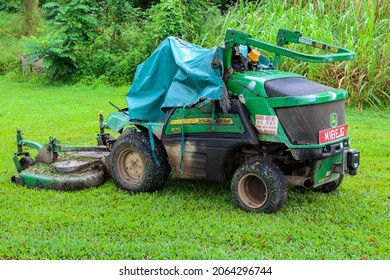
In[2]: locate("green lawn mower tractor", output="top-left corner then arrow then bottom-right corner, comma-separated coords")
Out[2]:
12,29 -> 360,213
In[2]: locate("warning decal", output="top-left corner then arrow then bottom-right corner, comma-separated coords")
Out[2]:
255,115 -> 278,135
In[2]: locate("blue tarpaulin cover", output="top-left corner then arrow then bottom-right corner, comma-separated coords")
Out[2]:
126,37 -> 226,122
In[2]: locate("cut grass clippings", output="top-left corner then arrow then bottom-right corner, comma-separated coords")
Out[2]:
0,77 -> 389,260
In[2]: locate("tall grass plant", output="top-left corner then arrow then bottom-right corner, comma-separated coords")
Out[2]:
195,0 -> 389,110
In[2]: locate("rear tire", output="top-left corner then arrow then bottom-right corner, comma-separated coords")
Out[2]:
109,132 -> 170,192
231,160 -> 287,213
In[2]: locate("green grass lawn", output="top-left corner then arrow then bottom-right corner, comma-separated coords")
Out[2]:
0,77 -> 389,260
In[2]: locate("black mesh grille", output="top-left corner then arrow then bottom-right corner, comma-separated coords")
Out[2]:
276,101 -> 346,145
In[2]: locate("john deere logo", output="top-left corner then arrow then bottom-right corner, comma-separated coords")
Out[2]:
330,113 -> 338,127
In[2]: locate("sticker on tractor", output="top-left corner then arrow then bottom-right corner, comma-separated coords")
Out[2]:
255,115 -> 278,135
319,124 -> 348,144
170,118 -> 234,125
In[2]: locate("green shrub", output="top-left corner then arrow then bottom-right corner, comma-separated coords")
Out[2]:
145,0 -> 189,48
43,0 -> 99,47
0,52 -> 19,75
78,18 -> 149,86
0,0 -> 19,12
21,0 -> 100,81
24,35 -> 78,81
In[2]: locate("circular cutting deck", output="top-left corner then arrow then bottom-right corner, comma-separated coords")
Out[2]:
11,152 -> 109,191
53,159 -> 101,173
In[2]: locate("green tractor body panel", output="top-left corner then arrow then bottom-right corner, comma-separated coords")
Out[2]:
227,70 -> 301,98
105,111 -> 131,134
226,70 -> 349,148
106,111 -> 165,138
312,153 -> 344,186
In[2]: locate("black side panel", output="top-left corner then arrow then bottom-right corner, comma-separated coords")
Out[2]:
162,99 -> 259,182
264,77 -> 334,98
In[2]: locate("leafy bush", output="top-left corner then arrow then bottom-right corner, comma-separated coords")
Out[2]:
78,0 -> 148,85
43,1 -> 98,47
0,0 -> 19,12
22,0 -> 100,81
145,0 -> 189,48
77,5 -> 147,85
0,53 -> 19,75
145,0 -> 217,48
24,35 -> 78,81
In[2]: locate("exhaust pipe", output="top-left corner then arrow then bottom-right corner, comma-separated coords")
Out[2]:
285,175 -> 313,188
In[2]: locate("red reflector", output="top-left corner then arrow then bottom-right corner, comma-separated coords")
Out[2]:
319,124 -> 348,144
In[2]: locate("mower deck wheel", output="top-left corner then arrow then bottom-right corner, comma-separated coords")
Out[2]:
19,156 -> 35,171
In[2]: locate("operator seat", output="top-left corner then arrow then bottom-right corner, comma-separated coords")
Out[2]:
264,77 -> 334,98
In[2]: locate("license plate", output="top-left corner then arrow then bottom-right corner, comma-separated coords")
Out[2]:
319,124 -> 348,144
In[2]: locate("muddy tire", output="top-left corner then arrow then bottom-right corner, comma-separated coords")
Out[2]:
314,174 -> 344,193
109,132 -> 170,192
231,160 -> 287,213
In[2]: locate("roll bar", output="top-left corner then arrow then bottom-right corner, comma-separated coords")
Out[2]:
223,29 -> 355,72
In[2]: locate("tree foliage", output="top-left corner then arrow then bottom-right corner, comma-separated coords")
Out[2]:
24,0 -> 216,83
146,0 -> 189,46
0,0 -> 19,12
43,0 -> 98,47
25,35 -> 77,81
25,0 -> 99,81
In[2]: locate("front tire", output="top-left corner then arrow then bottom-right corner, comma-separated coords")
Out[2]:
109,132 -> 170,192
231,160 -> 287,213
314,174 -> 344,193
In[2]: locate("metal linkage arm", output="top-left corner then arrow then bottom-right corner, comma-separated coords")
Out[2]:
223,29 -> 355,71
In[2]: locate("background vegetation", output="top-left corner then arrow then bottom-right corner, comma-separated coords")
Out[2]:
0,0 -> 389,109
0,78 -> 389,259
